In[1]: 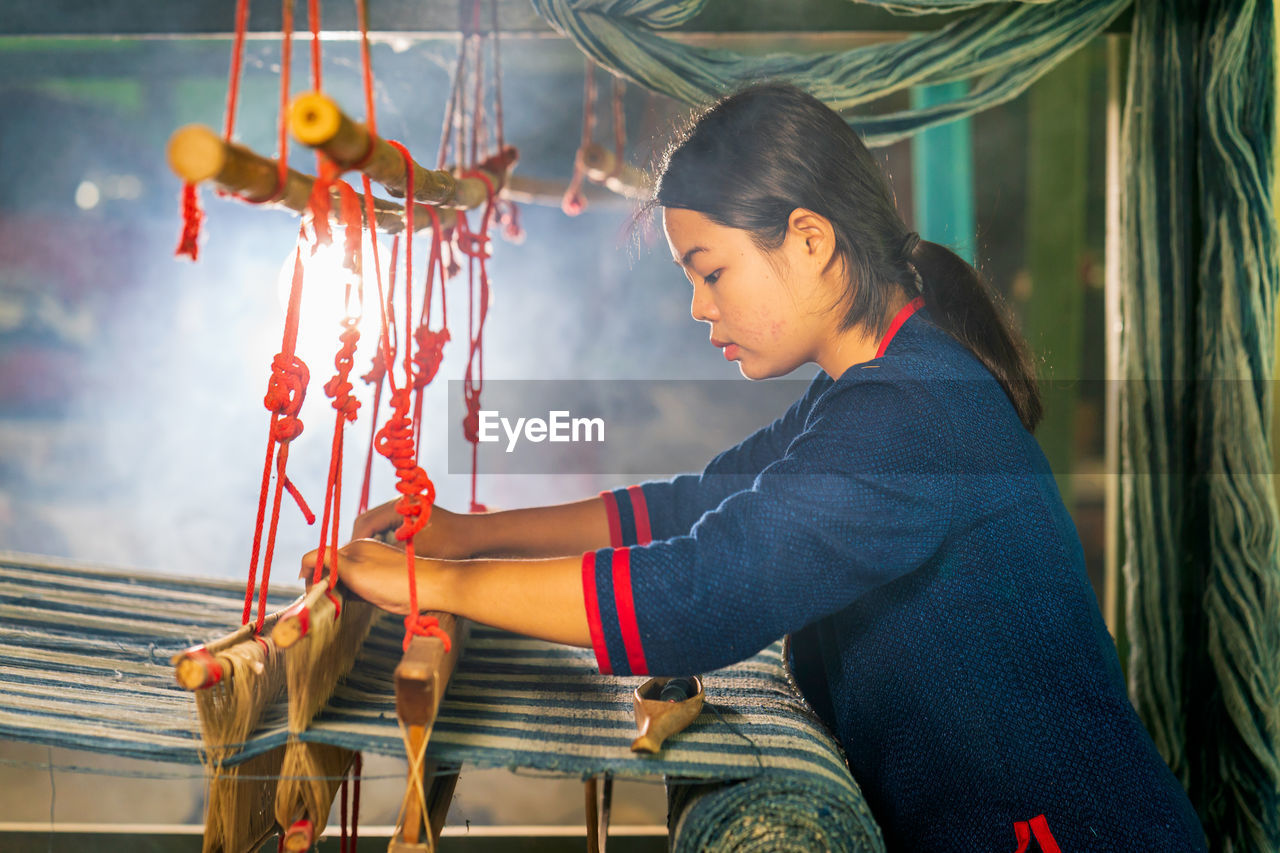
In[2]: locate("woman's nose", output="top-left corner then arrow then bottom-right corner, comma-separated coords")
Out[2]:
690,282 -> 718,323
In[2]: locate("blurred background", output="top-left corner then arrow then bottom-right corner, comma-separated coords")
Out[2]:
0,2 -> 1116,841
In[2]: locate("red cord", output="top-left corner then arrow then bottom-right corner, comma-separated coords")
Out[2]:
610,76 -> 626,180
308,180 -> 365,614
175,0 -> 249,259
175,181 -> 204,260
376,140 -> 451,653
358,234 -> 398,517
562,58 -> 597,216
456,170 -> 496,513
223,0 -> 251,141
243,236 -> 314,630
274,0 -> 294,199
308,0 -> 322,93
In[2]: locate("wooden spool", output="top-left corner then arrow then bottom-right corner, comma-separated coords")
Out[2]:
631,676 -> 704,754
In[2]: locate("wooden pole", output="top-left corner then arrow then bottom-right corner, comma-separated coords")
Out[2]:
166,124 -> 455,234
580,142 -> 651,200
289,91 -> 509,209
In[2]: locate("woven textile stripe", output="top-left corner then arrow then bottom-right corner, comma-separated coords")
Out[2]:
529,0 -> 1129,146
0,553 -> 866,794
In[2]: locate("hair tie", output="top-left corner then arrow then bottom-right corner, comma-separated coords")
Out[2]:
901,231 -> 921,259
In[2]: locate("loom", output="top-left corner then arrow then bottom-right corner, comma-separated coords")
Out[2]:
4,0 -> 1277,850
0,551 -> 885,852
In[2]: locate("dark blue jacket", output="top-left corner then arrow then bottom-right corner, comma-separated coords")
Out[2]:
581,305 -> 1207,851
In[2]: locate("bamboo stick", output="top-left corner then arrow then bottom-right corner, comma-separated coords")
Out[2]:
172,600 -> 293,691
166,124 -> 455,234
270,582 -> 333,650
580,142 -> 652,200
289,92 -> 510,210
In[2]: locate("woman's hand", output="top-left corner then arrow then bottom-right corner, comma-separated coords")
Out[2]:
350,499 -> 474,560
300,538 -> 440,616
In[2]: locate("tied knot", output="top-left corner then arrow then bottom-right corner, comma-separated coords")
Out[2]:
264,353 -> 310,441
900,231 -> 921,260
374,388 -> 437,540
454,226 -> 491,261
324,323 -> 361,420
413,327 -> 451,389
461,388 -> 483,444
361,344 -> 390,386
403,613 -> 451,653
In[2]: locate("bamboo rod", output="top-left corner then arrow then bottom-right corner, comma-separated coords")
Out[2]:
270,582 -> 333,650
166,124 -> 455,234
580,143 -> 652,201
289,92 -> 510,210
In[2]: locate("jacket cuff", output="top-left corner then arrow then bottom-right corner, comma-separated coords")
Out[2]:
580,546 -> 649,676
599,485 -> 653,548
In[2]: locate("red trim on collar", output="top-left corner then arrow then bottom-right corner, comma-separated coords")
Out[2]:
874,296 -> 925,358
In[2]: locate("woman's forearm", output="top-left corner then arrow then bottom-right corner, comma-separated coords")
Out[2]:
461,497 -> 613,559
426,555 -> 591,648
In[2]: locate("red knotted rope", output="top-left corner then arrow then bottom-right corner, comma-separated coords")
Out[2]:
358,236 -> 398,517
308,176 -> 366,612
176,0 -> 250,259
376,139 -> 451,653
243,232 -> 316,631
561,58 -> 597,217
456,170 -> 496,513
411,204 -> 451,452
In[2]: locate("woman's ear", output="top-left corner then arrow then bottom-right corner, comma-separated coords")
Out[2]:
786,207 -> 837,270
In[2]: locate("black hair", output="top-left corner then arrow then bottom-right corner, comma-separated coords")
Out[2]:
653,82 -> 1043,432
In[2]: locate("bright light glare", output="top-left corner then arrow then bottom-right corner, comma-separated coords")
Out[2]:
75,181 -> 100,210
276,234 -> 395,369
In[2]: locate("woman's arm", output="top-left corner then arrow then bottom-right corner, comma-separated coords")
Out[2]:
302,539 -> 591,648
351,496 -> 612,560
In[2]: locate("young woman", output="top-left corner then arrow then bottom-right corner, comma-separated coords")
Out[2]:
305,83 -> 1207,851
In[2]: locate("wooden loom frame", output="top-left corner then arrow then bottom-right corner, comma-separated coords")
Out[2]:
165,86 -> 523,851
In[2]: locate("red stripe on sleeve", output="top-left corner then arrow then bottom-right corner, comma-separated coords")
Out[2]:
610,547 -> 649,675
580,551 -> 612,675
599,489 -> 623,549
626,485 -> 652,545
874,295 -> 925,358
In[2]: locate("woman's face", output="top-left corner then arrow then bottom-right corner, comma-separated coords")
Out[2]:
663,207 -> 837,380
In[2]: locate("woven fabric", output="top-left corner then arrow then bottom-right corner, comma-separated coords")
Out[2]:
1119,1 -> 1280,850
529,0 -> 1129,146
0,551 -> 882,849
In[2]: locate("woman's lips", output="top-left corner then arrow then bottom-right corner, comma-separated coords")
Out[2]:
722,344 -> 740,361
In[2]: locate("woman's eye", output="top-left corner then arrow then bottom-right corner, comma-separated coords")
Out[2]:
704,270 -> 722,285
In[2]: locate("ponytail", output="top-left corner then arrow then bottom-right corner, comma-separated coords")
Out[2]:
909,239 -> 1043,432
